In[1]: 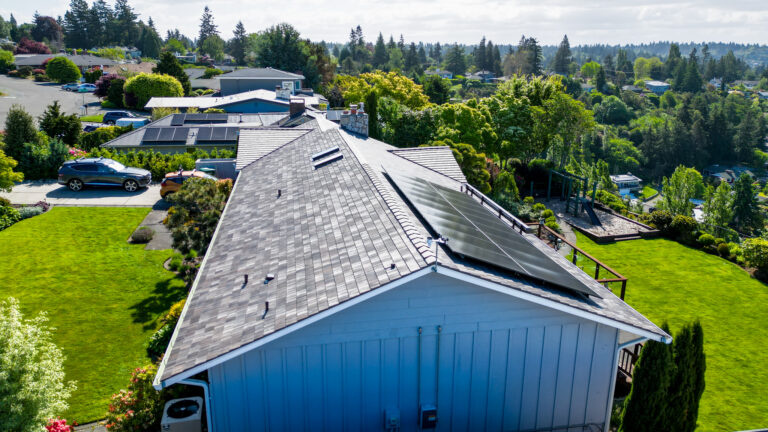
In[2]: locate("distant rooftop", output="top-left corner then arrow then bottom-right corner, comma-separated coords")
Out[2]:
218,67 -> 305,80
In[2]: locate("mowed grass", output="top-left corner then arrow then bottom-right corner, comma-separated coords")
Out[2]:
79,113 -> 104,122
0,207 -> 186,423
573,232 -> 768,431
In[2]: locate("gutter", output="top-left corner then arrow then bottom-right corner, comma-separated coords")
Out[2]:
180,378 -> 214,432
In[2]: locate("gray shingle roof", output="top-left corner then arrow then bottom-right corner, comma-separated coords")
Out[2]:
236,128 -> 312,169
219,67 -> 305,80
156,119 -> 669,385
14,54 -> 117,67
389,146 -> 467,183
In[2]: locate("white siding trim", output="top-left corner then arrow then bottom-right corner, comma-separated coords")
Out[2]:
434,267 -> 669,343
157,267 -> 434,388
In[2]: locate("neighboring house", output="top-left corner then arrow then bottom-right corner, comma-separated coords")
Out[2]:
466,69 -> 495,83
145,89 -> 327,113
425,69 -> 453,79
757,91 -> 768,100
217,67 -> 305,96
610,173 -> 642,193
703,165 -> 754,184
185,67 -> 221,91
582,83 -> 596,93
174,52 -> 197,64
100,112 -> 289,153
708,77 -> 723,88
152,110 -> 669,432
732,80 -> 759,91
621,85 -> 642,93
644,80 -> 671,95
13,54 -> 117,70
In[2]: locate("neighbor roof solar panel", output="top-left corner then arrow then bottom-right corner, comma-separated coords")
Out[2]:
196,127 -> 212,141
196,127 -> 237,143
158,127 -> 176,141
141,127 -> 160,142
170,114 -> 185,126
388,173 -> 600,297
172,127 -> 190,142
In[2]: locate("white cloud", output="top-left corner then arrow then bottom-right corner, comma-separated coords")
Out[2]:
6,0 -> 768,45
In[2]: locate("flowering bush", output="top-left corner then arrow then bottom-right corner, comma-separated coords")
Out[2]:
105,363 -> 164,431
46,418 -> 76,432
32,68 -> 46,75
68,147 -> 87,158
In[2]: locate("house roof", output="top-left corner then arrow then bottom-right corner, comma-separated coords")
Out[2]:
154,116 -> 670,387
145,89 -> 322,109
218,67 -> 305,80
644,80 -> 670,87
389,146 -> 467,183
236,128 -> 312,170
610,173 -> 642,183
13,54 -> 117,67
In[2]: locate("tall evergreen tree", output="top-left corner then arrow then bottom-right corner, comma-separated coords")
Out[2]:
153,51 -> 191,95
387,35 -> 396,49
113,0 -> 138,46
620,324 -> 673,432
372,33 -> 388,68
434,41 -> 442,63
665,43 -> 683,79
595,65 -> 607,93
229,21 -> 247,65
487,40 -> 502,76
198,6 -> 218,48
552,34 -> 571,74
4,105 -> 38,162
139,24 -> 162,58
404,42 -> 419,72
733,173 -> 761,231
63,0 -> 91,48
444,43 -> 466,75
666,322 -> 706,432
474,36 -> 486,71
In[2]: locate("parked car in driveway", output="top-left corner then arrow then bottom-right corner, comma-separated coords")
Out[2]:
62,83 -> 80,91
103,111 -> 138,125
58,158 -> 152,192
83,124 -> 102,132
160,170 -> 219,198
115,117 -> 150,128
77,83 -> 97,92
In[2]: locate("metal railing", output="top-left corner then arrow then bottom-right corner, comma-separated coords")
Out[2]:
463,184 -> 530,234
529,223 -> 629,300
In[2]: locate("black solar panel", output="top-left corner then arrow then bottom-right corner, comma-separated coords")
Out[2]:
196,127 -> 212,141
142,127 -> 160,142
225,127 -> 238,141
170,114 -> 185,126
173,127 -> 190,141
388,173 -> 600,297
210,127 -> 227,141
206,113 -> 228,122
158,128 -> 176,141
182,113 -> 229,124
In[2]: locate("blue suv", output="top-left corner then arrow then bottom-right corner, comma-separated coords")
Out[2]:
58,158 -> 151,192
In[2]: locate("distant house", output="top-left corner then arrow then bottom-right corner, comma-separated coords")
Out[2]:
218,67 -> 305,96
152,110 -> 669,432
582,83 -> 596,93
184,68 -> 221,91
758,91 -> 768,100
644,80 -> 671,95
425,69 -> 453,79
466,69 -> 495,83
610,173 -> 642,192
732,80 -> 759,91
13,54 -> 117,70
703,165 -> 754,184
709,77 -> 723,88
174,52 -> 197,64
145,89 -> 327,113
621,84 -> 642,93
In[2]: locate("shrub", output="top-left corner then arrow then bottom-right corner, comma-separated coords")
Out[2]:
18,205 -> 44,219
545,220 -> 561,233
107,78 -> 126,108
46,418 -> 74,432
131,226 -> 155,243
83,68 -> 103,83
645,210 -> 673,232
46,57 -> 81,83
163,299 -> 186,325
17,66 -> 33,78
541,209 -> 554,219
717,242 -> 731,257
32,68 -> 45,75
0,49 -> 14,73
202,106 -> 223,112
101,100 -> 117,108
146,324 -> 174,359
669,215 -> 699,245
86,147 -> 236,181
4,104 -> 39,161
14,37 -> 51,54
166,177 -> 233,254
18,139 -> 69,180
0,205 -> 21,230
742,238 -> 768,271
202,67 -> 223,79
39,101 -> 81,145
105,364 -> 164,431
169,254 -> 182,272
0,197 -> 10,207
0,298 -> 76,432
532,202 -> 546,212
714,238 -> 725,246
697,234 -> 715,247
523,196 -> 534,204
34,73 -> 51,82
596,189 -> 627,212
123,73 -> 184,109
7,69 -> 18,77
34,200 -> 51,212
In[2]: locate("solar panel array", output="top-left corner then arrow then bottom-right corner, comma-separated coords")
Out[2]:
141,127 -> 189,144
388,173 -> 600,297
184,113 -> 229,124
196,127 -> 238,142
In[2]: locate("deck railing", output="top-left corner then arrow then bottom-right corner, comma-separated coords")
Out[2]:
618,343 -> 642,377
528,222 -> 629,300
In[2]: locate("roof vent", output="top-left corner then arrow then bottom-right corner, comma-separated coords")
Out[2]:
311,146 -> 340,161
313,154 -> 343,169
264,273 -> 275,283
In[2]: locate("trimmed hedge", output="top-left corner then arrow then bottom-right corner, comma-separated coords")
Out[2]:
123,73 -> 184,110
86,147 -> 235,181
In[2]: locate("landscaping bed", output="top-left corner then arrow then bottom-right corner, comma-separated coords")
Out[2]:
0,207 -> 186,423
573,232 -> 768,431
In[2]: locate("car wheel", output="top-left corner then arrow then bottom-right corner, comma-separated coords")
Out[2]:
68,179 -> 83,192
124,179 -> 139,192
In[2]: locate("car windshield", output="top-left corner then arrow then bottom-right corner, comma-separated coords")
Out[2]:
105,160 -> 125,171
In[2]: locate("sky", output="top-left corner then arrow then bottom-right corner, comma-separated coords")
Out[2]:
7,0 -> 768,46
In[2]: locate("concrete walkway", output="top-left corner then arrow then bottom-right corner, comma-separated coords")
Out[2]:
1,180 -> 168,209
137,210 -> 173,250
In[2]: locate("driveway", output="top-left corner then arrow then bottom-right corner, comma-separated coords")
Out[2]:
1,180 -> 168,208
0,75 -> 103,125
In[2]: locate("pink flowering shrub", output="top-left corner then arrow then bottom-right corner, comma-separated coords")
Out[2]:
68,148 -> 86,158
104,364 -> 164,431
46,418 -> 75,432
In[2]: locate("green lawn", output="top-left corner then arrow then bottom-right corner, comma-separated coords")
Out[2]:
0,207 -> 186,423
573,232 -> 768,431
639,185 -> 658,200
79,113 -> 104,122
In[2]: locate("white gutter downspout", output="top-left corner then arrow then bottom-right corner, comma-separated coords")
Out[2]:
180,378 -> 214,432
603,336 -> 653,430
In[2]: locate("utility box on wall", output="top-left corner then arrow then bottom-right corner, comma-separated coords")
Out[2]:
384,408 -> 401,431
420,404 -> 437,429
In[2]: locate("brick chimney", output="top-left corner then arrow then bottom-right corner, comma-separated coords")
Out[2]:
289,98 -> 305,117
340,103 -> 369,137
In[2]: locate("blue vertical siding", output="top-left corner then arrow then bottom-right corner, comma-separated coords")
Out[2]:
208,273 -> 619,431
